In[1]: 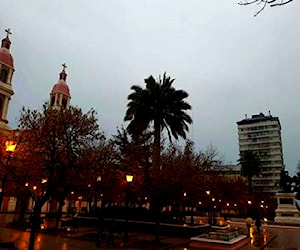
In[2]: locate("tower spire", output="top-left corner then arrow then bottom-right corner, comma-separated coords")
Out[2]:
4,28 -> 12,38
59,63 -> 67,81
1,29 -> 12,50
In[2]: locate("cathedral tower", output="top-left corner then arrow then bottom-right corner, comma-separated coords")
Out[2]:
0,29 -> 14,130
49,64 -> 71,109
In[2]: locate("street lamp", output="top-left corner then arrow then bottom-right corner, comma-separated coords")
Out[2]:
126,174 -> 133,183
124,174 -> 133,242
205,190 -> 216,225
0,140 -> 17,211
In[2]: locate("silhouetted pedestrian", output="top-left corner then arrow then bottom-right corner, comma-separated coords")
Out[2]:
255,214 -> 261,232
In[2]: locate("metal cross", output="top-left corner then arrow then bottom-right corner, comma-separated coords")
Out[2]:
4,28 -> 12,37
62,63 -> 67,70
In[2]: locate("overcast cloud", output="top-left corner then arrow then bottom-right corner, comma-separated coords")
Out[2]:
1,0 -> 300,173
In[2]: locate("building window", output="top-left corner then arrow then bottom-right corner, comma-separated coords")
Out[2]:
51,96 -> 55,106
0,69 -> 8,83
62,98 -> 67,109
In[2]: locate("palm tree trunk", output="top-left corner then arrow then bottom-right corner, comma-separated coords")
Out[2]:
153,121 -> 161,243
153,121 -> 161,172
248,175 -> 253,193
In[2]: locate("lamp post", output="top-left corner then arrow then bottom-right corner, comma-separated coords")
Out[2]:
205,190 -> 211,224
123,174 -> 133,242
0,140 -> 17,212
91,176 -> 102,214
211,197 -> 216,225
205,190 -> 216,225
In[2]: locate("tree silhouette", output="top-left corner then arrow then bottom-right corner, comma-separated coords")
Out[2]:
124,73 -> 192,242
238,150 -> 261,193
17,104 -> 100,250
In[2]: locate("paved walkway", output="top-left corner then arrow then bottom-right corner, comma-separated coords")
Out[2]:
0,224 -> 274,250
0,215 -> 298,249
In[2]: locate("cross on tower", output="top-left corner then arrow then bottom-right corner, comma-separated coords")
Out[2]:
62,63 -> 67,70
4,28 -> 12,38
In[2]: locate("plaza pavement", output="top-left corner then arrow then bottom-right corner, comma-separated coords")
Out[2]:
0,215 -> 299,249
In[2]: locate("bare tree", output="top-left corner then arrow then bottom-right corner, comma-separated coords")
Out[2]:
238,0 -> 293,16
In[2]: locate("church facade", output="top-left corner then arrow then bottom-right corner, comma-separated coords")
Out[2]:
0,29 -> 89,213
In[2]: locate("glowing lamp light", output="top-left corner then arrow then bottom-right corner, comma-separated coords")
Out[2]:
206,190 -> 210,195
126,174 -> 133,183
41,179 -> 47,184
33,186 -> 37,190
97,176 -> 101,182
5,141 -> 17,153
183,192 -> 187,197
248,200 -> 252,205
25,183 -> 29,187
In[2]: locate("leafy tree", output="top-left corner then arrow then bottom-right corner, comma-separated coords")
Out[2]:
238,0 -> 293,17
238,150 -> 261,193
124,73 -> 192,242
78,138 -> 122,210
17,104 -> 100,250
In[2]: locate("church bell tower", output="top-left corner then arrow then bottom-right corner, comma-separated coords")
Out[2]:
49,64 -> 71,110
0,29 -> 14,131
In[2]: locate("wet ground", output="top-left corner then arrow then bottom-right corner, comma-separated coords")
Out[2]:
0,214 -> 299,249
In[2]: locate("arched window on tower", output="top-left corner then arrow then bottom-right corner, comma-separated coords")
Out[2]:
62,98 -> 67,109
0,96 -> 3,119
0,69 -> 8,83
51,96 -> 55,106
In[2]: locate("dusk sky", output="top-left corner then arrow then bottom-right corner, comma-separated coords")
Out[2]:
1,1 -> 299,173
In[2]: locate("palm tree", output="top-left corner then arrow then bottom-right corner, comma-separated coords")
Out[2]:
124,73 -> 192,242
238,150 -> 261,193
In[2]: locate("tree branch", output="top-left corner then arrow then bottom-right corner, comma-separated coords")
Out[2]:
254,1 -> 267,16
238,0 -> 294,16
270,0 -> 293,6
238,0 -> 260,5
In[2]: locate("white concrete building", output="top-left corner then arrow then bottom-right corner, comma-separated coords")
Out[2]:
237,112 -> 284,193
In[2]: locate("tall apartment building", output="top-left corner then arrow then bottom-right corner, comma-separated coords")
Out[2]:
237,112 -> 284,193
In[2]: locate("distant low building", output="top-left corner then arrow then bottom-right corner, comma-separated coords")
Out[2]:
216,164 -> 243,180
